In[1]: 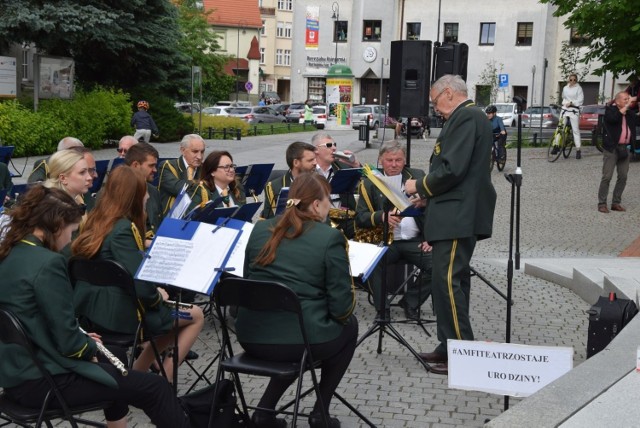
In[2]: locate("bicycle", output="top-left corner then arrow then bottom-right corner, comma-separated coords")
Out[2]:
547,107 -> 576,162
490,133 -> 507,171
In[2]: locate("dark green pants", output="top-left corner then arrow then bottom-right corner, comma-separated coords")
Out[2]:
431,237 -> 476,355
369,239 -> 432,311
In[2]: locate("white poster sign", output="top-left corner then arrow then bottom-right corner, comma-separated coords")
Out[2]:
0,56 -> 17,97
448,340 -> 573,397
39,56 -> 74,99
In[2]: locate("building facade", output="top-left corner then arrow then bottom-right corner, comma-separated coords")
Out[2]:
288,0 -> 625,111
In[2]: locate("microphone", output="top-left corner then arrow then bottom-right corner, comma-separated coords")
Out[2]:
334,151 -> 355,163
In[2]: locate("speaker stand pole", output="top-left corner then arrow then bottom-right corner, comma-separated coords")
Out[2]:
406,117 -> 412,167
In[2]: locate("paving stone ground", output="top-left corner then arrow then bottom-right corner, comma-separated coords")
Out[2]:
9,127 -> 640,427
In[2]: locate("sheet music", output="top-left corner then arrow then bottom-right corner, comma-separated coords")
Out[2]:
167,184 -> 192,219
222,221 -> 254,277
347,240 -> 388,282
137,221 -> 241,294
363,165 -> 412,211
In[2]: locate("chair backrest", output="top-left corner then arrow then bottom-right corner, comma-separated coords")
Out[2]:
215,277 -> 302,315
68,257 -> 137,299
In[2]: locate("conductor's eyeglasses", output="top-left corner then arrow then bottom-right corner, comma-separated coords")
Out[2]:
116,147 -> 127,154
317,142 -> 336,149
217,164 -> 237,171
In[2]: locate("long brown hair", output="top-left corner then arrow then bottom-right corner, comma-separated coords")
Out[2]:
0,185 -> 84,259
201,151 -> 241,200
72,166 -> 147,258
253,172 -> 330,266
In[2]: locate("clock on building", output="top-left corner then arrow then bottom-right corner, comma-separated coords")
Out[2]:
363,46 -> 377,63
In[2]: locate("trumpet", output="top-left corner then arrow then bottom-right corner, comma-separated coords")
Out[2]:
164,300 -> 194,310
79,327 -> 128,376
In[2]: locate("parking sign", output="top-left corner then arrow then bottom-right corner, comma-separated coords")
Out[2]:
498,74 -> 509,88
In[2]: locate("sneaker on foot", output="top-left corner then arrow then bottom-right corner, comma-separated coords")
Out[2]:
576,150 -> 581,159
551,146 -> 559,155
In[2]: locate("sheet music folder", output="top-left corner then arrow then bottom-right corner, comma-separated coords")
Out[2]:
187,201 -> 261,224
235,163 -> 274,198
135,217 -> 242,295
330,168 -> 362,194
347,240 -> 388,282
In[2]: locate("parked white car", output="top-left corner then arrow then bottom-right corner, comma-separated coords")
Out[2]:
494,102 -> 518,127
202,106 -> 232,116
299,105 -> 327,129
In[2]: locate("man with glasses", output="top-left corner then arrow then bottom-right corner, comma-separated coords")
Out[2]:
553,73 -> 584,159
117,135 -> 138,158
313,132 -> 360,238
404,75 -> 496,376
261,141 -> 317,219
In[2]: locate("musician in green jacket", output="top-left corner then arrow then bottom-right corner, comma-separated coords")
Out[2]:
157,134 -> 205,215
125,142 -> 163,241
260,141 -> 317,219
356,140 -> 431,320
187,150 -> 246,212
73,166 -> 204,383
239,172 -> 357,428
405,75 -> 497,376
0,185 -> 189,428
27,136 -> 84,183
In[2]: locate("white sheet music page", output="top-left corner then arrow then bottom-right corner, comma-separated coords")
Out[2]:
137,223 -> 241,294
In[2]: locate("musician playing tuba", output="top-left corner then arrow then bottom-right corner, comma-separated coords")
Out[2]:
0,185 -> 190,427
355,140 -> 432,320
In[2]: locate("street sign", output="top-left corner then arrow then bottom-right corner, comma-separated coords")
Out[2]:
498,74 -> 509,88
244,81 -> 253,92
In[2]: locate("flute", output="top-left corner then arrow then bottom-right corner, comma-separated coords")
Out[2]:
164,300 -> 194,310
79,327 -> 128,376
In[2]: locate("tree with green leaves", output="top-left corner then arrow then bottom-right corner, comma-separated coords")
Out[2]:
175,0 -> 235,103
476,60 -> 504,105
541,0 -> 640,77
557,41 -> 591,81
0,0 -> 190,94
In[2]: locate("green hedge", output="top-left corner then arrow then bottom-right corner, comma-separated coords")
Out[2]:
196,115 -> 249,135
0,100 -> 67,156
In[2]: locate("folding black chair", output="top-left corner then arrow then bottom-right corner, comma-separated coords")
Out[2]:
68,258 -> 167,379
211,277 -> 374,427
0,308 -> 109,428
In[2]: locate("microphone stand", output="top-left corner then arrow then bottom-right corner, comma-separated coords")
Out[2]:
356,200 -> 432,372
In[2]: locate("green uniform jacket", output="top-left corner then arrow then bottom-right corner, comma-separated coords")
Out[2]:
0,162 -> 13,194
187,182 -> 247,213
27,158 -> 49,183
0,236 -> 116,389
146,183 -> 163,238
158,156 -> 201,215
415,100 -> 496,242
237,218 -> 356,345
260,170 -> 293,219
356,167 -> 425,234
73,219 -> 172,335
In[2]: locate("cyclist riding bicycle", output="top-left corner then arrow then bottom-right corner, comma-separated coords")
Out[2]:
551,73 -> 584,158
485,105 -> 506,160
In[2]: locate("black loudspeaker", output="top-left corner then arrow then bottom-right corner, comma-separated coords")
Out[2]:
434,42 -> 469,82
389,40 -> 432,118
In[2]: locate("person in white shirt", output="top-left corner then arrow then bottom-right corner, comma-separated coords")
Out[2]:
560,73 -> 584,159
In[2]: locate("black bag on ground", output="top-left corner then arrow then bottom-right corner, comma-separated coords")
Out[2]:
586,292 -> 638,358
179,379 -> 242,427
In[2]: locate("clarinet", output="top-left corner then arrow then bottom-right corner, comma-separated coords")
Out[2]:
164,299 -> 194,310
79,327 -> 128,376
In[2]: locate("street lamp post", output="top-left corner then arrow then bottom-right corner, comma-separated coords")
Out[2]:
235,21 -> 247,102
331,2 -> 339,65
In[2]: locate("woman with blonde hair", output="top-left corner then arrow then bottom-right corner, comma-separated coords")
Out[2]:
43,148 -> 93,205
72,166 -> 204,382
238,172 -> 357,428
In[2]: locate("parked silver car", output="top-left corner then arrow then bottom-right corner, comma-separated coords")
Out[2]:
522,105 -> 561,128
227,106 -> 286,125
351,105 -> 388,130
202,106 -> 232,116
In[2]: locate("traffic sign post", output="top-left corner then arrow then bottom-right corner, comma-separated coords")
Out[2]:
244,81 -> 253,92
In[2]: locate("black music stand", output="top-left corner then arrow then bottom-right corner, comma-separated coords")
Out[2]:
235,163 -> 274,202
356,201 -> 433,372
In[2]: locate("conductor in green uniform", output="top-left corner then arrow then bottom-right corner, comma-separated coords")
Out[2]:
405,74 -> 497,376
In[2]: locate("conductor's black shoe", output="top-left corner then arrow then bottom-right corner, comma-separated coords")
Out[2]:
186,350 -> 199,360
417,351 -> 448,364
430,362 -> 448,376
309,413 -> 341,428
251,411 -> 287,428
550,146 -> 560,155
576,150 -> 582,159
